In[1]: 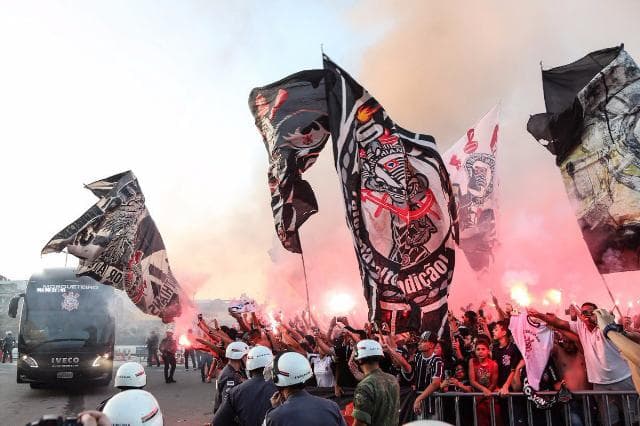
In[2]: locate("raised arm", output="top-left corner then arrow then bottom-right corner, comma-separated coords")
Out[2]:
492,294 -> 507,321
527,308 -> 571,332
381,333 -> 411,373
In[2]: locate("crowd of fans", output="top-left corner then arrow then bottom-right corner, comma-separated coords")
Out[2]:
167,296 -> 639,426
28,297 -> 640,426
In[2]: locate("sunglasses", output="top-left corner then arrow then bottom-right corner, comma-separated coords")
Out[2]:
581,310 -> 594,317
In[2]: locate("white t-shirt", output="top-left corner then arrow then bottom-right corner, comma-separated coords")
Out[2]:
308,353 -> 335,388
569,319 -> 631,385
509,313 -> 554,390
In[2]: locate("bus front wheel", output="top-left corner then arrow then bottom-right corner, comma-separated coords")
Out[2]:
97,373 -> 112,387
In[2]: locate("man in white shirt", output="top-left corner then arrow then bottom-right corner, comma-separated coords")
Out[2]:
308,351 -> 335,388
529,302 -> 637,426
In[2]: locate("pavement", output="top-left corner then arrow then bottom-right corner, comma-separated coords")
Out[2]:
0,360 -> 215,425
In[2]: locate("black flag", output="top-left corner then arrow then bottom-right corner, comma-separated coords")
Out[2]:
528,45 -> 640,273
249,70 -> 330,253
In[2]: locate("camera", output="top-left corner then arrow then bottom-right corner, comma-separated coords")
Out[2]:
26,415 -> 79,426
197,313 -> 203,321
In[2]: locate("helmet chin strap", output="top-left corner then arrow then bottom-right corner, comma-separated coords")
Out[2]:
229,358 -> 244,371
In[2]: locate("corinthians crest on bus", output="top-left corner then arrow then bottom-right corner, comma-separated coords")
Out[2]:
61,291 -> 80,312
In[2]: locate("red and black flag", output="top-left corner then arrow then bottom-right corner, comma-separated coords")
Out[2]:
249,70 -> 330,253
323,56 -> 458,335
42,171 -> 185,323
528,45 -> 640,273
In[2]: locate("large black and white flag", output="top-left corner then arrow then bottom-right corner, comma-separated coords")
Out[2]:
42,171 -> 184,323
323,56 -> 458,334
249,70 -> 330,253
528,45 -> 640,273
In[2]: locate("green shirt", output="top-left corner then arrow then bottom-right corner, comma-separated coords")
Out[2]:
352,368 -> 400,426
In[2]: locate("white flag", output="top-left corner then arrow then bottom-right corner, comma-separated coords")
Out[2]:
444,105 -> 500,272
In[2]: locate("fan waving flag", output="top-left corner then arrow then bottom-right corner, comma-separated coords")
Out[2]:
527,45 -> 640,273
445,105 -> 500,272
323,55 -> 458,334
249,70 -> 330,253
42,171 -> 184,323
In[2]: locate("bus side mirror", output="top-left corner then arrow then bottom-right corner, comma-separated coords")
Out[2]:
8,294 -> 23,318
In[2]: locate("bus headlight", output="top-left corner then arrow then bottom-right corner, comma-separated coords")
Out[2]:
92,353 -> 110,367
21,355 -> 38,368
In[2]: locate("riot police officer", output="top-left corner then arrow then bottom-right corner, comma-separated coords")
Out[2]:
97,361 -> 148,411
214,341 -> 249,412
212,345 -> 277,425
263,351 -> 346,426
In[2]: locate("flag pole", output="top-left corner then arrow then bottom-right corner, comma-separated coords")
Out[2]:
599,274 -> 623,317
297,231 -> 312,314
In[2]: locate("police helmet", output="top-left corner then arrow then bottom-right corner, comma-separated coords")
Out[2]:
103,389 -> 163,426
114,361 -> 147,389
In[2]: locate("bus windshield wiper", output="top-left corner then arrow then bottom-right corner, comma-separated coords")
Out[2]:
27,338 -> 87,351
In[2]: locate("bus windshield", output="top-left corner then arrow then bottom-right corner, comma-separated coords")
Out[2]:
22,311 -> 114,349
21,278 -> 115,351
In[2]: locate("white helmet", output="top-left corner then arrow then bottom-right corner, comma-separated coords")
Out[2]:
355,339 -> 384,360
225,341 -> 249,360
103,389 -> 163,426
272,351 -> 312,387
6,331 -> 12,335
115,361 -> 147,389
246,345 -> 273,371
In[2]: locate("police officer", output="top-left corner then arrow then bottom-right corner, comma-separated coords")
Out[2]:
160,330 -> 178,383
97,361 -> 147,411
263,351 -> 346,426
212,345 -> 277,425
215,341 -> 249,412
102,389 -> 163,426
2,331 -> 15,363
352,339 -> 400,426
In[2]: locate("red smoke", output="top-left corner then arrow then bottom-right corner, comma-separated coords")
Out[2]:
163,1 -> 640,325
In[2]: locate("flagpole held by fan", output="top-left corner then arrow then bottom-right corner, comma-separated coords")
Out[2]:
296,230 -> 312,314
599,274 -> 624,318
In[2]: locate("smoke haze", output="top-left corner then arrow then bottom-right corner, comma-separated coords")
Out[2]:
21,2 -> 640,325
179,1 -> 640,321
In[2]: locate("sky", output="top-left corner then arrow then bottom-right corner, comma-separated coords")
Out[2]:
1,1 -> 640,320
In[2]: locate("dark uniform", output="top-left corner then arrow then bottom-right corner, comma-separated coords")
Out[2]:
215,363 -> 246,412
2,334 -> 15,363
159,334 -> 178,383
212,373 -> 277,426
263,390 -> 346,426
146,332 -> 160,367
352,368 -> 400,426
96,394 -> 114,412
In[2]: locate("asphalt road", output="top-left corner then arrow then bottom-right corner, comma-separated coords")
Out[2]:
0,360 -> 214,425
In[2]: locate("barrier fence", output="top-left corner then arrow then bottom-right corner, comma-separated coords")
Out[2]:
431,390 -> 639,426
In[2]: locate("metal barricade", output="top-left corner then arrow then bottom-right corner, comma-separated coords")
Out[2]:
432,390 -> 639,426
